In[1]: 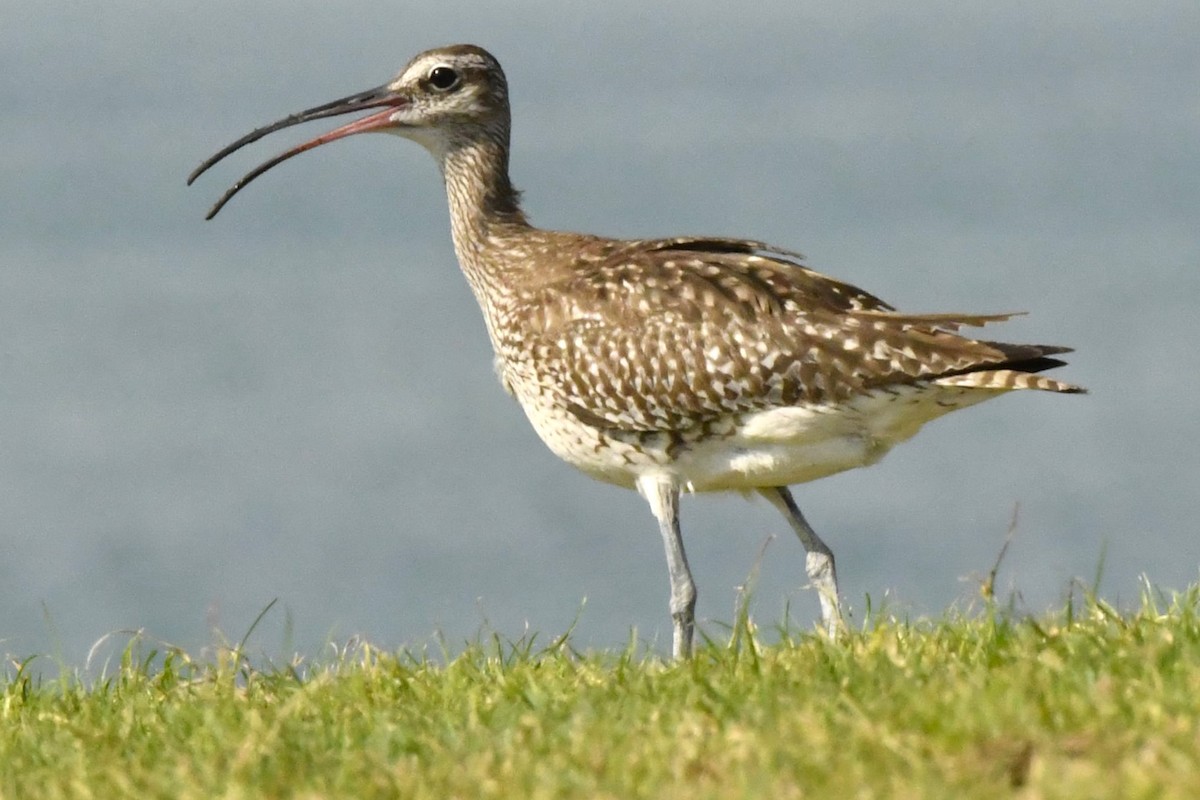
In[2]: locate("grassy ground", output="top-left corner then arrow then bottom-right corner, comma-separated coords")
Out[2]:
3,584 -> 1199,799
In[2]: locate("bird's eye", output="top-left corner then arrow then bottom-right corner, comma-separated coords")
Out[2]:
428,66 -> 460,91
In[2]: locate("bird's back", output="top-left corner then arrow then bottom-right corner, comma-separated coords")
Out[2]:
471,231 -> 1081,490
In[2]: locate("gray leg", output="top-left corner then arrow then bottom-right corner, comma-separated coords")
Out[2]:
761,486 -> 843,636
637,474 -> 696,660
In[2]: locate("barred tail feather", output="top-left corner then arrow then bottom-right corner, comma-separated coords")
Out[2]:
935,370 -> 1086,394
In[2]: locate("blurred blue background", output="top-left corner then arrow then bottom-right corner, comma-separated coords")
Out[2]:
2,1 -> 1197,664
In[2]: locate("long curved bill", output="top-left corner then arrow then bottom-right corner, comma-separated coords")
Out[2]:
188,84 -> 407,219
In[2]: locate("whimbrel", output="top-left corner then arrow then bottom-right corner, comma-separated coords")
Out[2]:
189,44 -> 1084,659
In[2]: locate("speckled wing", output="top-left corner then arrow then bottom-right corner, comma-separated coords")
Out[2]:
518,238 -> 1076,434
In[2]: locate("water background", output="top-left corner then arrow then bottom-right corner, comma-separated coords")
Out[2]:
2,2 -> 1197,665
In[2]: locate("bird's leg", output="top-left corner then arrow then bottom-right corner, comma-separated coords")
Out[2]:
637,474 -> 696,660
761,486 -> 844,636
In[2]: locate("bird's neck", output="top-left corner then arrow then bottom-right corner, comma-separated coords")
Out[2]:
439,132 -> 528,266
437,131 -> 533,350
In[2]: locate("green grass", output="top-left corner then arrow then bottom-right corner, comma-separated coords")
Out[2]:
4,584 -> 1200,799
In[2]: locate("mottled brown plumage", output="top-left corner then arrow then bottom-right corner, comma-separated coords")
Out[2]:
191,44 -> 1084,659
505,235 -> 1078,433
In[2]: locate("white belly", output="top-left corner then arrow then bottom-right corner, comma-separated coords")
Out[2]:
514,382 -> 996,493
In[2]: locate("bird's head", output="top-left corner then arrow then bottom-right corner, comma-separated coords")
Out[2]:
188,44 -> 510,218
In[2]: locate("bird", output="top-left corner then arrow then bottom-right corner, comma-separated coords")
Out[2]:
189,44 -> 1084,660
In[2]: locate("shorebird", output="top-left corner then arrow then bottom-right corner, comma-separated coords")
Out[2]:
189,44 -> 1083,659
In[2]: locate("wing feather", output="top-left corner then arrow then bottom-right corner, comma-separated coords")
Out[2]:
512,237 -> 1077,433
